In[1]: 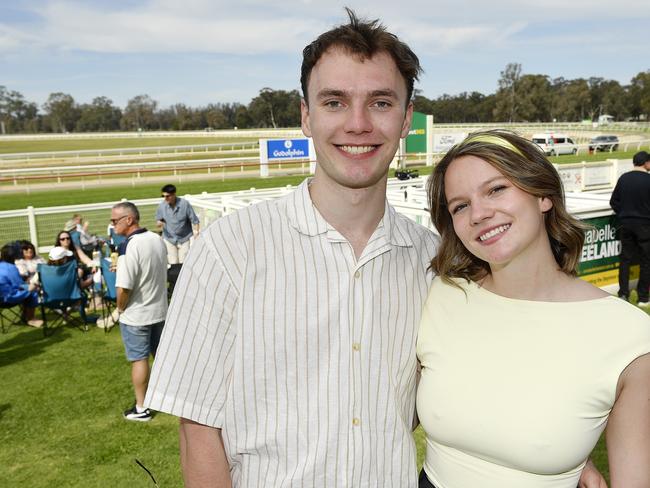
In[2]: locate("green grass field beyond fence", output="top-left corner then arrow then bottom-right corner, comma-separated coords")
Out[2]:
0,322 -> 609,487
0,136 -> 259,154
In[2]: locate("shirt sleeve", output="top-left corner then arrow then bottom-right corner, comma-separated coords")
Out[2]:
115,249 -> 137,290
144,234 -> 240,428
187,202 -> 200,225
155,203 -> 163,221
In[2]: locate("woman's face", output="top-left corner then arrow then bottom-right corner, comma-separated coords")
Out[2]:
23,247 -> 34,260
59,234 -> 72,249
444,155 -> 552,271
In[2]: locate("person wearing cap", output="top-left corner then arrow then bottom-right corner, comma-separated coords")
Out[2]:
155,184 -> 200,265
0,244 -> 43,328
610,150 -> 650,305
48,245 -> 74,264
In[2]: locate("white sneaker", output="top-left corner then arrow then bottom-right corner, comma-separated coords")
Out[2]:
637,301 -> 649,307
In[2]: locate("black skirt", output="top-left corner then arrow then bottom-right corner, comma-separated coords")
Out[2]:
419,469 -> 436,488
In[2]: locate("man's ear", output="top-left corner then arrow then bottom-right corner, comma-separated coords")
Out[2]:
400,101 -> 413,139
301,98 -> 311,138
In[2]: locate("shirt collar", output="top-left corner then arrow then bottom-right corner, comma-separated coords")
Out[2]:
285,179 -> 413,247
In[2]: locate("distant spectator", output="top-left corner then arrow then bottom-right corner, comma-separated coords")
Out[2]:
64,214 -> 82,233
610,150 -> 650,305
54,231 -> 93,289
79,220 -> 100,254
0,244 -> 43,328
156,184 -> 199,264
14,240 -> 45,285
47,246 -> 73,265
111,201 -> 168,422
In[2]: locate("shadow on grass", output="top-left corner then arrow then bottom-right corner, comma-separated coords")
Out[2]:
0,326 -> 71,368
0,402 -> 10,420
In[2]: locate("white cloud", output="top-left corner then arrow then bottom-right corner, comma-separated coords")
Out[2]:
1,0 -> 649,56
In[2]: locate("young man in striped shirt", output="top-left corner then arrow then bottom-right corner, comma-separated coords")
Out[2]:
145,9 -> 604,488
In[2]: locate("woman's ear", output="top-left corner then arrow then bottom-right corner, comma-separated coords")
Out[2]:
539,196 -> 553,213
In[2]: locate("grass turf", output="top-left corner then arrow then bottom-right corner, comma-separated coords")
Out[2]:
0,321 -> 610,487
0,136 -> 259,154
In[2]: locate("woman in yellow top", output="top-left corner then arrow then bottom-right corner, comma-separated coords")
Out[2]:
417,130 -> 650,488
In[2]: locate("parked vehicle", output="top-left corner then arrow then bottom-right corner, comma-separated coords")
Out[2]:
589,135 -> 619,152
531,133 -> 578,156
395,168 -> 419,180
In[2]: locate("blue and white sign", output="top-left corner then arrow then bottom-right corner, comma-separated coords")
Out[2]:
267,139 -> 310,160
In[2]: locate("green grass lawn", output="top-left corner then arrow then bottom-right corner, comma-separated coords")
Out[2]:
0,318 -> 610,487
0,136 -> 260,154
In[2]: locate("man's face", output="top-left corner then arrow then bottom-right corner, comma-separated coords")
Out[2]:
110,209 -> 132,236
301,48 -> 413,191
162,191 -> 177,205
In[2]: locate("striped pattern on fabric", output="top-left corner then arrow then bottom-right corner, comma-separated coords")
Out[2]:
146,180 -> 438,488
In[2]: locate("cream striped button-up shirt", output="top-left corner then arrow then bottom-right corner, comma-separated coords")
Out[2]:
146,180 -> 438,487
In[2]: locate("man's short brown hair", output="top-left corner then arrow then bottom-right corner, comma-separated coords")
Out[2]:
300,8 -> 421,107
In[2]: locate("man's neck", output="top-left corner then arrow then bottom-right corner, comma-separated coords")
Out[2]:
308,176 -> 387,258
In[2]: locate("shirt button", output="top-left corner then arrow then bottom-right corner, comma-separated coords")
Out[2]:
352,343 -> 360,351
352,417 -> 360,426
354,270 -> 360,278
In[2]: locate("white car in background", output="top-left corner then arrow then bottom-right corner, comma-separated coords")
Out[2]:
532,133 -> 578,156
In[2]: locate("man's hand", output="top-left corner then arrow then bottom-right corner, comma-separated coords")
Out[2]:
578,458 -> 607,488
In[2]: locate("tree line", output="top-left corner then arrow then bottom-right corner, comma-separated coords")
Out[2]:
1,64 -> 649,134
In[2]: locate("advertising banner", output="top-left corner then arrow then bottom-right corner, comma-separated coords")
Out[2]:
578,214 -> 638,287
406,111 -> 427,153
267,139 -> 310,160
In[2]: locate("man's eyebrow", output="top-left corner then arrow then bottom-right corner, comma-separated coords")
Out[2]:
316,89 -> 347,100
315,88 -> 400,100
369,89 -> 399,99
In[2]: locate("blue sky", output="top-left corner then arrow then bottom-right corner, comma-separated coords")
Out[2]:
1,0 -> 649,109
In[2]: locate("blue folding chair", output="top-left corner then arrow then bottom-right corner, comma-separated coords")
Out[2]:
37,260 -> 92,336
109,228 -> 126,250
99,257 -> 118,333
0,299 -> 23,333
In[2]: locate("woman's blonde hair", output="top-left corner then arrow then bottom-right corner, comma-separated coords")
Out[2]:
428,129 -> 585,284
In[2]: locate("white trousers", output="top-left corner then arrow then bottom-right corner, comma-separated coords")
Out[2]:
164,239 -> 191,264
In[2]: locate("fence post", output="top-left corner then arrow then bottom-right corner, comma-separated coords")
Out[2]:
27,206 -> 38,248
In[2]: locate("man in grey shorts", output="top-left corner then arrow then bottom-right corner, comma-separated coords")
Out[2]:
112,201 -> 168,422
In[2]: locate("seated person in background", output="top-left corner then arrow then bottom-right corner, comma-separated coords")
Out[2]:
52,233 -> 93,289
79,220 -> 101,254
14,240 -> 46,286
47,246 -> 74,266
64,214 -> 82,233
0,244 -> 43,328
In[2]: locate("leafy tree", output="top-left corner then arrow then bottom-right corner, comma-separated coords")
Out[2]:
43,92 -> 79,132
248,88 -> 301,128
515,75 -> 552,122
121,94 -> 158,130
493,63 -> 522,122
630,70 -> 650,121
0,86 -> 40,133
76,96 -> 122,131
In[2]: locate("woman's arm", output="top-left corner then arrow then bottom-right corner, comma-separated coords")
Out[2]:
606,353 -> 650,488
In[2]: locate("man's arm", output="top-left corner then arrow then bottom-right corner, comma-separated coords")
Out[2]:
578,458 -> 607,488
179,418 -> 231,488
116,286 -> 131,312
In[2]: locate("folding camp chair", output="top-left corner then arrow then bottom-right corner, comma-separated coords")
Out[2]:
98,257 -> 118,333
0,299 -> 23,333
37,261 -> 93,336
109,228 -> 126,251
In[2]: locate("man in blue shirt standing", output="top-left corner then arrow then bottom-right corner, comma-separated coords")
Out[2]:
155,184 -> 200,264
